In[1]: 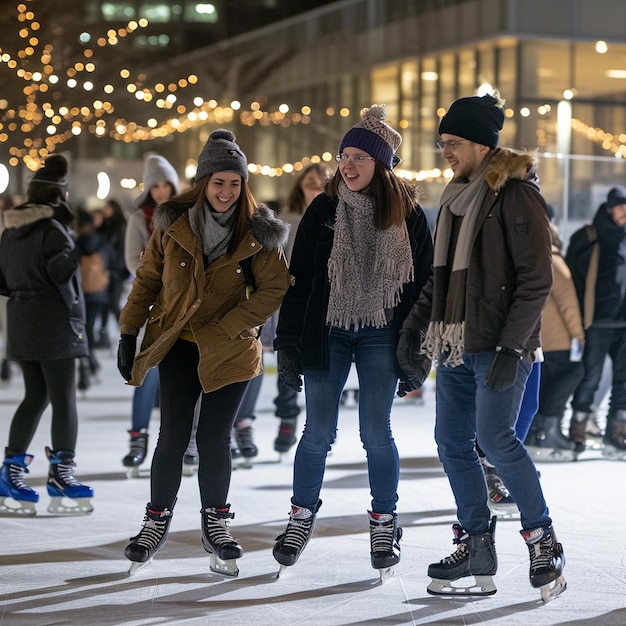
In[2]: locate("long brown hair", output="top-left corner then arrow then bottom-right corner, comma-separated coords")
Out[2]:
286,163 -> 333,215
170,175 -> 257,254
327,161 -> 419,230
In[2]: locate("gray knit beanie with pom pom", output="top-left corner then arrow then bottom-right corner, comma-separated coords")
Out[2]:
196,129 -> 249,182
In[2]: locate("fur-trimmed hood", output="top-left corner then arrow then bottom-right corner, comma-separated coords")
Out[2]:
3,203 -> 54,230
152,202 -> 289,251
485,147 -> 540,192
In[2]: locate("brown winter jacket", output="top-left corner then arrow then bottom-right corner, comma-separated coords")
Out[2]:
119,204 -> 291,392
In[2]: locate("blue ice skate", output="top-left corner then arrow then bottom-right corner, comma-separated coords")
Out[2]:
0,452 -> 39,516
45,447 -> 94,515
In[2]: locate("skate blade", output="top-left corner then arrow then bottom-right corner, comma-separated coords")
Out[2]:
427,576 -> 497,596
275,564 -> 289,579
541,575 -> 567,602
125,466 -> 142,479
47,497 -> 93,516
377,566 -> 395,584
128,558 -> 153,576
0,497 -> 37,517
209,554 -> 239,577
487,502 -> 519,519
181,465 -> 198,477
528,446 -> 575,463
602,446 -> 626,460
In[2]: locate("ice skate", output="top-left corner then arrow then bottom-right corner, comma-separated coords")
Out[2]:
201,505 -> 243,577
527,416 -> 576,462
569,411 -> 589,458
122,429 -> 149,478
230,429 -> 249,470
483,463 -> 518,519
274,418 -> 298,460
273,499 -> 322,577
234,419 -> 258,468
602,413 -> 626,460
45,447 -> 93,515
521,525 -> 566,602
125,503 -> 174,575
0,452 -> 39,516
368,511 -> 402,583
427,516 -> 497,596
182,453 -> 199,476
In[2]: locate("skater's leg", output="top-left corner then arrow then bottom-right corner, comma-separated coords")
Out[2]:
234,372 -> 263,460
515,362 -> 540,442
131,368 -> 159,431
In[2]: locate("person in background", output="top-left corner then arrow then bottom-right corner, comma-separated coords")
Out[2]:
121,154 -> 179,476
0,154 -> 93,516
397,92 -> 565,601
95,198 -> 128,349
117,129 -> 290,575
566,186 -> 626,459
273,105 -> 433,579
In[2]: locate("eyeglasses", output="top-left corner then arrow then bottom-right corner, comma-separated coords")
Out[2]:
335,153 -> 376,165
436,139 -> 467,151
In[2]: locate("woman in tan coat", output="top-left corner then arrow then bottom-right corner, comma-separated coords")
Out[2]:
117,130 -> 291,576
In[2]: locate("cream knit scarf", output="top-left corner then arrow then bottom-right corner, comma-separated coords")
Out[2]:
326,181 -> 413,330
423,153 -> 492,365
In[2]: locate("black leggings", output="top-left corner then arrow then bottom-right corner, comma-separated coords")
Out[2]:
8,358 -> 78,454
151,339 -> 248,511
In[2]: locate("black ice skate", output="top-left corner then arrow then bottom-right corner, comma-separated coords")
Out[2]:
45,447 -> 93,515
527,416 -> 576,463
125,503 -> 174,575
368,511 -> 402,582
482,463 -> 518,519
602,411 -> 626,460
201,504 -> 243,576
521,525 -> 566,602
0,451 -> 39,516
122,429 -> 149,478
427,516 -> 497,596
273,499 -> 322,577
274,418 -> 298,459
234,419 -> 258,467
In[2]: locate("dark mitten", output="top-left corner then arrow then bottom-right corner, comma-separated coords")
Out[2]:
117,334 -> 137,381
485,347 -> 522,392
277,346 -> 303,392
396,328 -> 432,390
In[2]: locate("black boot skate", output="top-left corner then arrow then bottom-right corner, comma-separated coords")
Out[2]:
201,504 -> 243,576
602,411 -> 626,460
528,416 -> 576,462
482,462 -> 518,518
569,411 -> 589,457
427,516 -> 497,596
0,451 -> 39,516
274,418 -> 298,457
122,429 -> 149,478
125,503 -> 174,575
273,499 -> 322,577
234,419 -> 258,467
368,511 -> 402,582
45,447 -> 93,515
521,525 -> 566,602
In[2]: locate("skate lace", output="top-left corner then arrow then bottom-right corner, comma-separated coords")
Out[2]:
204,512 -> 237,547
8,464 -> 29,489
131,515 -> 169,550
280,515 -> 313,551
235,425 -> 254,449
56,462 -> 81,487
528,535 -> 555,573
441,541 -> 469,566
129,438 -> 146,456
370,518 -> 395,552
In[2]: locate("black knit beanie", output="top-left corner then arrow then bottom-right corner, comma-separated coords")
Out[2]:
29,154 -> 69,191
196,129 -> 249,182
439,93 -> 505,149
606,185 -> 626,211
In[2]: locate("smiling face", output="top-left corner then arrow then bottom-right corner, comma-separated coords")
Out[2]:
439,133 -> 491,179
205,171 -> 242,212
338,147 -> 376,192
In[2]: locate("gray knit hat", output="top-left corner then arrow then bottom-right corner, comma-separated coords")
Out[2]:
439,93 -> 505,149
135,154 -> 180,207
196,129 -> 249,182
338,105 -> 402,170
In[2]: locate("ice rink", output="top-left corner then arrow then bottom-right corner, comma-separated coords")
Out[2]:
1,343 -> 625,625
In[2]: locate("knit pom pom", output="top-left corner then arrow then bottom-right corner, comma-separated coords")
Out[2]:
41,154 -> 68,179
362,104 -> 386,121
210,129 -> 236,142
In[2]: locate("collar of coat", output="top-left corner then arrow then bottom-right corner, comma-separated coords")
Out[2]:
3,203 -> 54,229
153,202 -> 290,251
484,147 -> 540,192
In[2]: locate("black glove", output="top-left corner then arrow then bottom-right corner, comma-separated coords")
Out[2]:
277,346 -> 303,392
396,380 -> 412,398
485,347 -> 522,392
396,328 -> 432,390
117,334 -> 137,381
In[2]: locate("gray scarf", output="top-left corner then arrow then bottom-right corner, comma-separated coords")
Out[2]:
326,181 -> 413,330
189,197 -> 237,264
423,153 -> 492,365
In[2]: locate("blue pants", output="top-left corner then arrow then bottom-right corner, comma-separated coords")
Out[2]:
131,367 -> 159,431
293,325 -> 399,513
435,352 -> 551,534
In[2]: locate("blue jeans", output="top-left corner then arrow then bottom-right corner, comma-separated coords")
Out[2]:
435,352 -> 551,534
293,325 -> 399,513
131,367 -> 159,431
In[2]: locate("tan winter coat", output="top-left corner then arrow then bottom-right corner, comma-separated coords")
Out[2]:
119,204 -> 291,392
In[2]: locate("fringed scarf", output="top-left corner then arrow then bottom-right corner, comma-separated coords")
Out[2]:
423,153 -> 492,366
189,197 -> 237,264
326,181 -> 414,330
